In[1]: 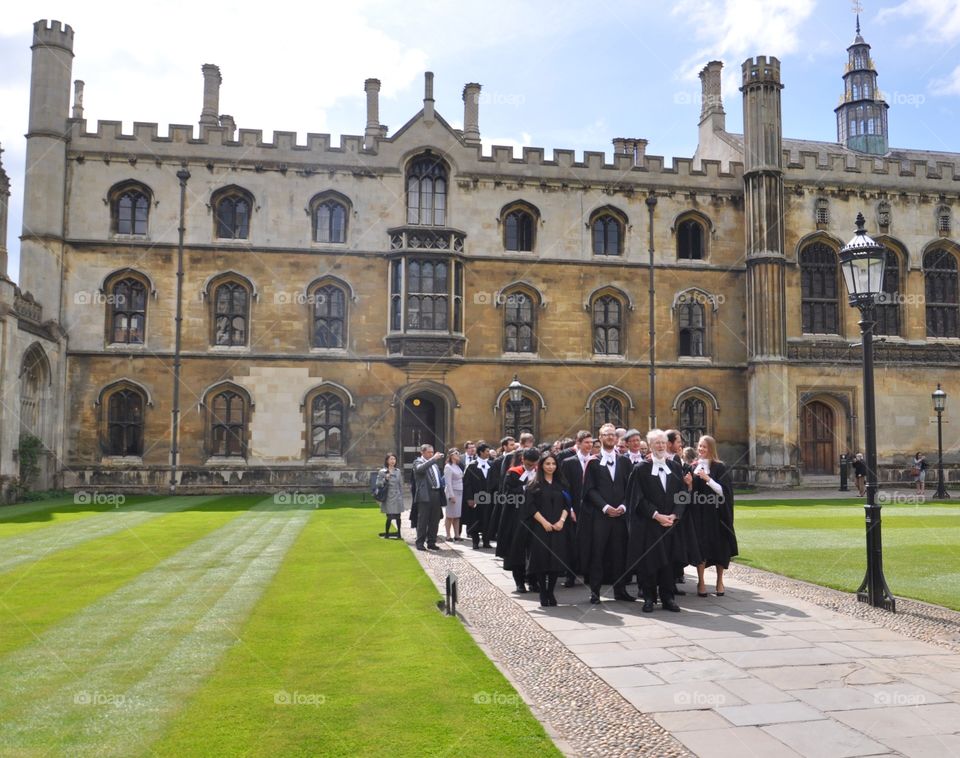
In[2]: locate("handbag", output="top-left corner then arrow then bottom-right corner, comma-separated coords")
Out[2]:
372,472 -> 388,502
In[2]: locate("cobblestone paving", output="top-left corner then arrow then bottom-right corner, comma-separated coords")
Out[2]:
409,534 -> 960,758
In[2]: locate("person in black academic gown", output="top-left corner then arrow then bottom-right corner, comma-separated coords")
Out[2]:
690,434 -> 738,597
519,451 -> 571,606
582,423 -> 634,604
625,429 -> 700,613
462,441 -> 499,549
560,430 -> 594,588
498,447 -> 540,592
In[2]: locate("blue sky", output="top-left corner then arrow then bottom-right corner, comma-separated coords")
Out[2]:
1,0 -> 958,283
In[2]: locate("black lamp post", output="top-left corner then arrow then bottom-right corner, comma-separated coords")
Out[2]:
932,384 -> 950,500
839,212 -> 896,612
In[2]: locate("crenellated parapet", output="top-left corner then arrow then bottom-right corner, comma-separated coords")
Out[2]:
32,19 -> 74,50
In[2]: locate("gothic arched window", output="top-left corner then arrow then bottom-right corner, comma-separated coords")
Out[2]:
925,249 -> 959,338
208,387 -> 248,457
504,208 -> 535,252
213,187 -> 253,239
591,211 -> 624,256
212,280 -> 250,346
875,249 -> 902,337
406,155 -> 448,226
503,396 -> 535,440
504,291 -> 536,353
677,218 -> 705,259
593,396 -> 623,430
800,242 -> 840,334
111,184 -> 151,236
592,294 -> 623,355
310,391 -> 344,457
105,387 -> 144,456
109,276 -> 148,344
679,397 -> 708,446
678,301 -> 706,357
314,199 -> 348,243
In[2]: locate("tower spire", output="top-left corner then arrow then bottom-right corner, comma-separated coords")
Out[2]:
835,7 -> 888,155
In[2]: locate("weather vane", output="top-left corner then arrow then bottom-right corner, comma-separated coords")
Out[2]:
852,0 -> 863,33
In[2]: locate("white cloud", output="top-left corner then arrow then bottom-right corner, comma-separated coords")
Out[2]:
932,63 -> 960,96
877,0 -> 960,45
672,0 -> 817,80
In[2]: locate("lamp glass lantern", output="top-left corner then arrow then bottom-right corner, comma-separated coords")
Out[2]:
933,384 -> 947,413
508,375 -> 523,403
839,212 -> 886,304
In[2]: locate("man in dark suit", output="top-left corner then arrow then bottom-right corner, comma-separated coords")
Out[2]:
560,430 -> 594,588
462,441 -> 498,549
582,423 -> 634,604
626,429 -> 697,613
413,444 -> 446,551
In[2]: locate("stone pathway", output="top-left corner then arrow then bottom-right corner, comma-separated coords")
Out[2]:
410,537 -> 960,758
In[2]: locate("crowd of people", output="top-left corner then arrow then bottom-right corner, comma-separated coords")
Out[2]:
374,425 -> 738,612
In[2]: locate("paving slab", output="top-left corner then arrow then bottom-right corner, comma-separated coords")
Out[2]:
832,702 -> 960,738
762,718 -> 888,757
673,725 -> 804,757
716,700 -> 823,726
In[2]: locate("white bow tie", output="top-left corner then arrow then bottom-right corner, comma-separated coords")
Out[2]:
651,461 -> 669,475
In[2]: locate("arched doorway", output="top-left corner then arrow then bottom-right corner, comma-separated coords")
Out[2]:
399,391 -> 447,481
800,401 -> 836,475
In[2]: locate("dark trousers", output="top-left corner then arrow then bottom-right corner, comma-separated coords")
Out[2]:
589,515 -> 628,594
643,564 -> 676,604
467,504 -> 491,546
415,490 -> 444,547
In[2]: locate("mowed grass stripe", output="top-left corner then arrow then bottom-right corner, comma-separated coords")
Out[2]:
0,496 -> 251,656
736,501 -> 960,611
0,496 -> 223,574
152,498 -> 559,758
0,499 -> 311,757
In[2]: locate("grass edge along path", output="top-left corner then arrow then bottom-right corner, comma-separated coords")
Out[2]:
152,497 -> 560,758
735,499 -> 960,612
0,496 -> 254,656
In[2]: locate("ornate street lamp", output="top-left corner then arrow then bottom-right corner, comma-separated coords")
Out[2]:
932,384 -> 950,500
839,212 -> 895,612
508,374 -> 523,404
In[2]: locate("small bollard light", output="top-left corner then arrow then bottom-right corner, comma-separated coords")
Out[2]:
445,571 -> 458,616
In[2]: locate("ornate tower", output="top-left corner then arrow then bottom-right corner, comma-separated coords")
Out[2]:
0,143 -> 10,279
20,19 -> 74,314
835,17 -> 889,155
741,56 -> 794,484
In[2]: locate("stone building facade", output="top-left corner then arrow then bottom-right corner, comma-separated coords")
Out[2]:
1,18 -> 958,496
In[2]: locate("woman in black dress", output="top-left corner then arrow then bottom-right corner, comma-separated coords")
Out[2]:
498,447 -> 540,593
521,451 -> 570,606
691,435 -> 738,597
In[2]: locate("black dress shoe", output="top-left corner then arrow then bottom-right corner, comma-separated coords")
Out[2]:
482,542 -> 492,548
516,583 -> 528,593
564,577 -> 577,588
472,542 -> 480,550
642,600 -> 655,613
589,592 -> 601,604
614,590 -> 637,602
426,544 -> 440,551
663,600 -> 682,612
674,587 -> 687,596
416,545 -> 426,551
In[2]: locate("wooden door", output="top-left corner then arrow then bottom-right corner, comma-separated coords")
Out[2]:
801,401 -> 835,474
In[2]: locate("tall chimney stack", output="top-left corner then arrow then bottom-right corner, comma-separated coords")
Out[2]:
0,143 -> 9,278
462,83 -> 481,145
364,78 -> 381,149
699,60 -> 725,130
71,79 -> 84,120
423,71 -> 435,122
200,63 -> 221,128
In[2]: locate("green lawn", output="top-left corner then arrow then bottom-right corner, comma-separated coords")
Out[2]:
735,498 -> 960,611
0,495 -> 558,758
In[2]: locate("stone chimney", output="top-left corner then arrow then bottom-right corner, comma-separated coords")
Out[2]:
71,79 -> 84,120
200,63 -> 221,128
364,78 -> 381,149
698,60 -> 725,130
219,114 -> 236,140
423,71 -> 435,122
462,83 -> 481,145
612,138 -> 648,166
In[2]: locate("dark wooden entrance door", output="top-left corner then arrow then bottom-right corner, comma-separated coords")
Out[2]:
801,401 -> 836,474
400,393 -> 445,483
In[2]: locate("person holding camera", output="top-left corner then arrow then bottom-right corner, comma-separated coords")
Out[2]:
375,453 -> 406,539
690,435 -> 737,597
413,444 -> 446,551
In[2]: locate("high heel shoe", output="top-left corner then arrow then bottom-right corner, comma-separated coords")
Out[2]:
697,584 -> 708,597
715,584 -> 725,596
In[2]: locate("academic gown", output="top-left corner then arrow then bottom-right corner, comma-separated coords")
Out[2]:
496,465 -> 529,563
461,459 -> 499,539
521,479 -> 570,575
690,460 -> 738,569
625,458 -> 702,578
